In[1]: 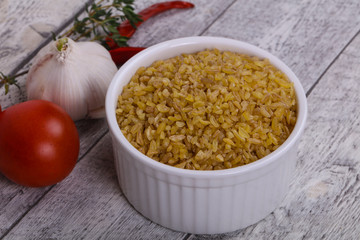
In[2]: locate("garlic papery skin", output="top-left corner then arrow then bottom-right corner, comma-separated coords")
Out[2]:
26,37 -> 118,121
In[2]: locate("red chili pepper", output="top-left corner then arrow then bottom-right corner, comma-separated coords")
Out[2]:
109,47 -> 146,66
106,1 -> 195,49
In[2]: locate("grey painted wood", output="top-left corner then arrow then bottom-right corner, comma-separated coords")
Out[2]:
127,0 -> 237,47
1,0 -> 360,239
203,0 -> 360,93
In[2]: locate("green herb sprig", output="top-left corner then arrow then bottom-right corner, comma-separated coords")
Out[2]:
60,0 -> 142,48
0,71 -> 23,95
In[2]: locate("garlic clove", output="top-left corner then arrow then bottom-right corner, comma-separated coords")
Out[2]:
26,38 -> 118,121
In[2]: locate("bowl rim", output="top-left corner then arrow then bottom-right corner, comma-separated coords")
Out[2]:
105,36 -> 307,178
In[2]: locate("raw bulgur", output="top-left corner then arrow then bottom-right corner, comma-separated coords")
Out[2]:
116,49 -> 297,170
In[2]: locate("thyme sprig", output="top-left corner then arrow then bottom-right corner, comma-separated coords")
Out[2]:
0,71 -> 23,94
60,0 -> 142,48
1,0 -> 142,94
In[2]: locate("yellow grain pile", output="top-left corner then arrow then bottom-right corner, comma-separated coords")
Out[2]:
116,49 -> 297,170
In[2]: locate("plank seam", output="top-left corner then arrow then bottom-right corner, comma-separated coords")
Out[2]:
306,28 -> 360,97
0,187 -> 54,240
199,0 -> 237,36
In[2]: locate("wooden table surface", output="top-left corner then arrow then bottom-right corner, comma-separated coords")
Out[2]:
1,0 -> 360,239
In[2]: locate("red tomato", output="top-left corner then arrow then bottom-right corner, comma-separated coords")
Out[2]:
0,100 -> 80,187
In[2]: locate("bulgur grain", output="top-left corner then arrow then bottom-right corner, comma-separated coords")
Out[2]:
116,49 -> 297,170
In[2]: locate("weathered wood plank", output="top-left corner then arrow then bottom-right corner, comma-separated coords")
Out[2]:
127,0 -> 236,47
202,0 -> 360,92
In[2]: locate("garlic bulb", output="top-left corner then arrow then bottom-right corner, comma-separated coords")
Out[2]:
26,37 -> 118,121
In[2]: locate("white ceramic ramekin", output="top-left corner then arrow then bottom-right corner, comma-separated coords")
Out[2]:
105,36 -> 307,234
